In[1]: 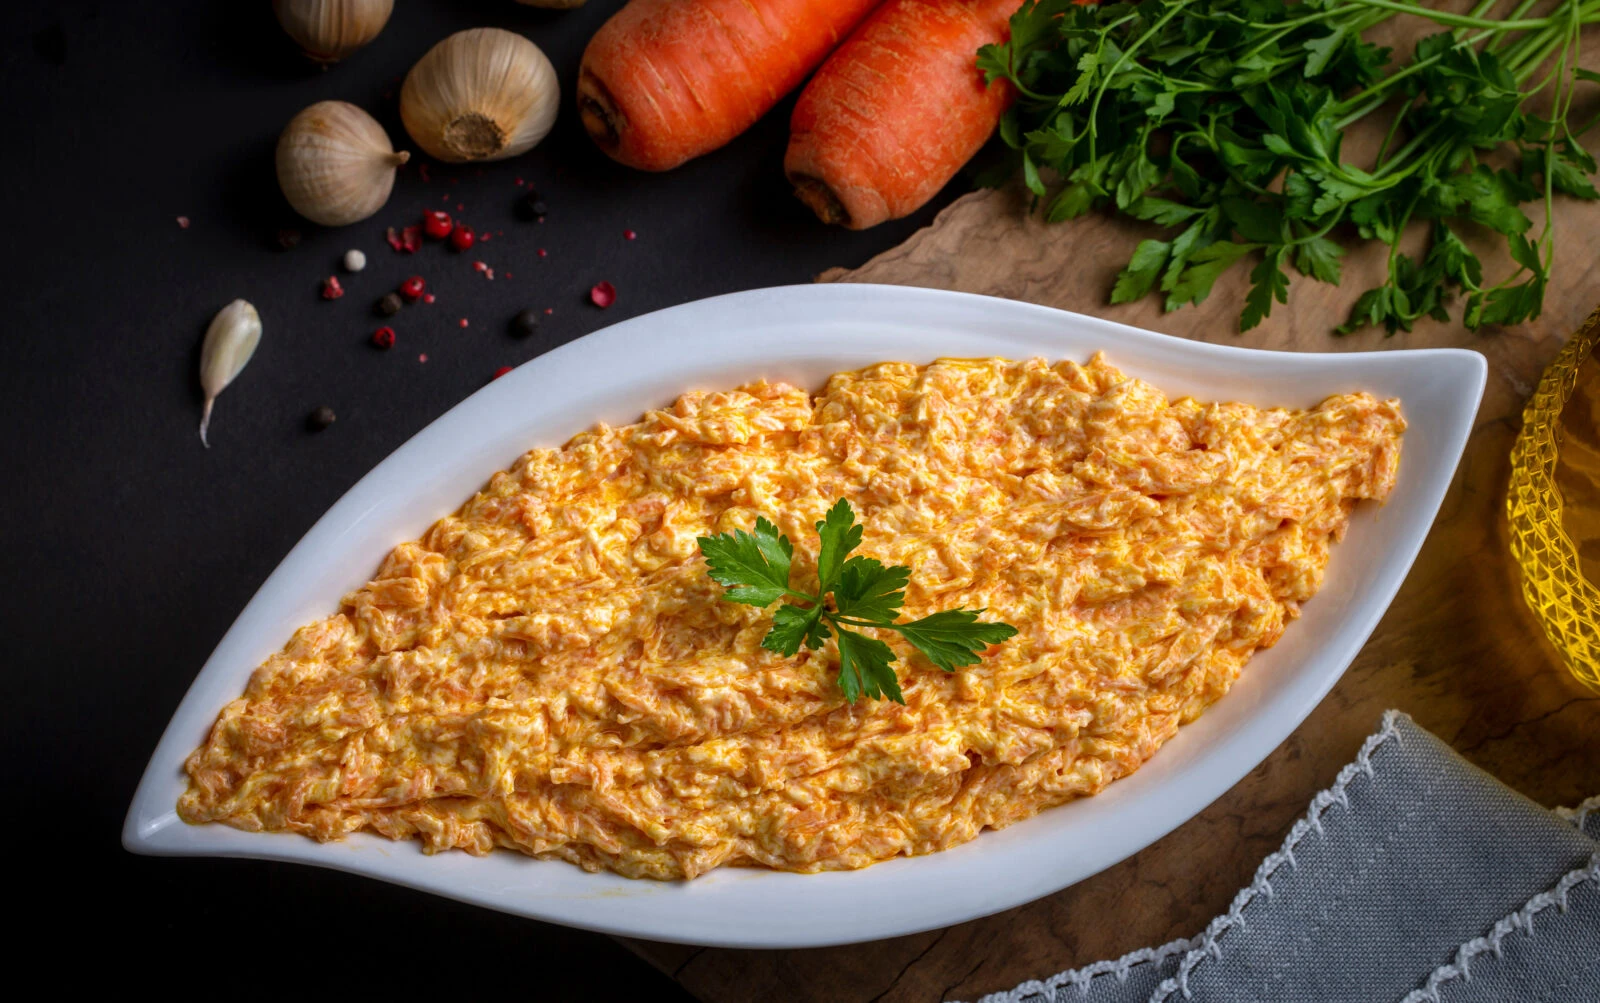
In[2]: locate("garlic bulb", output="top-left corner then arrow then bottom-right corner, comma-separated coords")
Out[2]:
400,29 -> 559,163
277,101 -> 409,226
274,0 -> 394,63
198,300 -> 262,448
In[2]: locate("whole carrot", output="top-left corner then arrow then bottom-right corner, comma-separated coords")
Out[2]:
578,0 -> 882,172
785,0 -> 1020,230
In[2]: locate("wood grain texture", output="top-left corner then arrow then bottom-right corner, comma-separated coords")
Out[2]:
629,22 -> 1600,1003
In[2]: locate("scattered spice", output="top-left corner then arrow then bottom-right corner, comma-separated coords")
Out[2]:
398,276 -> 425,301
537,248 -> 548,258
624,229 -> 637,241
375,292 -> 403,317
450,225 -> 475,251
276,227 -> 303,251
419,352 -> 429,362
509,308 -> 540,337
515,189 -> 546,220
478,232 -> 492,243
307,406 -> 337,431
321,276 -> 345,300
473,260 -> 495,280
590,281 -> 616,308
459,318 -> 470,328
386,225 -> 423,253
515,177 -> 525,186
344,249 -> 367,272
494,366 -> 513,379
418,163 -> 431,183
457,202 -> 465,212
423,210 -> 453,239
424,293 -> 436,304
198,299 -> 262,448
176,216 -> 191,229
371,326 -> 396,349
544,307 -> 553,315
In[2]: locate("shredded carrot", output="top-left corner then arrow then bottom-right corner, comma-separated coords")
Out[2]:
785,0 -> 1021,229
578,0 -> 883,172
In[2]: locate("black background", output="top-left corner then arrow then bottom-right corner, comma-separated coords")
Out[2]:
3,2 -> 962,993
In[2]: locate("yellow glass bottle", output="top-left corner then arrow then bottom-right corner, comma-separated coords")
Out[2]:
1507,306 -> 1600,693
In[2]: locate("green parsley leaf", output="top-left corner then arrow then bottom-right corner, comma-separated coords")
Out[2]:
836,628 -> 903,704
697,517 -> 792,607
892,609 -> 1021,673
1293,235 -> 1344,285
1112,239 -> 1171,304
699,500 -> 1018,703
814,498 -> 863,592
834,557 -> 911,623
1241,246 -> 1290,332
1126,197 -> 1202,227
764,603 -> 829,657
1167,240 -> 1258,310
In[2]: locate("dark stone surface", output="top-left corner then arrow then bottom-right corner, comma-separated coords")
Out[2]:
0,1 -> 959,992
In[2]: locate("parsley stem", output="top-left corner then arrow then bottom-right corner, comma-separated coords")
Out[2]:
1330,0 -> 1509,125
1333,0 -> 1564,30
830,615 -> 892,629
1086,0 -> 1192,171
1374,98 -> 1413,169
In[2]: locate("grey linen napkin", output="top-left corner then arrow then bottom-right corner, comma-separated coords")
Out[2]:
974,711 -> 1600,1003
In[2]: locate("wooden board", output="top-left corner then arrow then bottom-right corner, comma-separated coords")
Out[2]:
627,21 -> 1600,1002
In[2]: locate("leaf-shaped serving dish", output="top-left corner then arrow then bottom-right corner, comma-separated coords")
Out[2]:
125,285 -> 1484,948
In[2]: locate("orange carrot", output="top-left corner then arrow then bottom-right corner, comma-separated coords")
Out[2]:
578,0 -> 883,172
785,0 -> 1020,230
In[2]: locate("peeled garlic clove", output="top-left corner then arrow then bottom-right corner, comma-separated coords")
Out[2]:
198,300 -> 262,448
273,0 -> 394,64
277,100 -> 409,227
400,28 -> 559,163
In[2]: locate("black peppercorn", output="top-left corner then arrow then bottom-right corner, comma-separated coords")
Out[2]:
375,292 -> 404,317
515,189 -> 547,221
307,406 -> 337,431
509,308 -> 540,338
276,227 -> 302,251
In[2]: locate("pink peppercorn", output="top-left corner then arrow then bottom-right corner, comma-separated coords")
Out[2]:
590,281 -> 616,308
423,210 -> 453,239
398,276 -> 425,301
450,225 -> 475,251
371,326 -> 395,349
321,276 -> 344,300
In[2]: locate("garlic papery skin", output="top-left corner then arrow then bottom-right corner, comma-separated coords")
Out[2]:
273,0 -> 394,64
198,300 -> 262,448
277,101 -> 409,227
400,28 -> 559,163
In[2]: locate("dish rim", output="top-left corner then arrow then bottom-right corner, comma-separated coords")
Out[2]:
124,283 -> 1486,948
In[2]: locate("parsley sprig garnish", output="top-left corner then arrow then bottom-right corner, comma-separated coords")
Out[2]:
977,0 -> 1599,335
697,500 -> 1019,704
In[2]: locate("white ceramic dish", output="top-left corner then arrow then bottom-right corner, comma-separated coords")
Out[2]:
125,284 -> 1485,948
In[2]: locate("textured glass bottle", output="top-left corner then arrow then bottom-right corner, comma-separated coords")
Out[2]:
1508,307 -> 1600,693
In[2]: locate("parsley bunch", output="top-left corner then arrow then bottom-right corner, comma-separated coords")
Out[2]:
697,500 -> 1018,703
978,0 -> 1599,334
